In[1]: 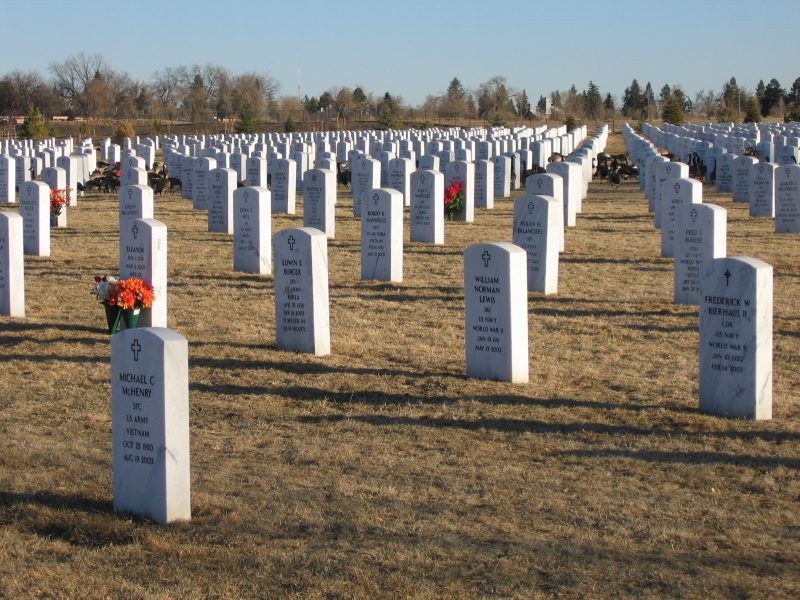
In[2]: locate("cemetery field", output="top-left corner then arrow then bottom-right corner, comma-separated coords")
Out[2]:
2,155 -> 800,597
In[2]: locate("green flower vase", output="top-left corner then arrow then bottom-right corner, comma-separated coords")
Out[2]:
105,305 -> 122,334
122,308 -> 141,330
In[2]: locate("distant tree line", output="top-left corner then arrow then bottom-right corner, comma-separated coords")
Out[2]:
621,76 -> 800,125
2,53 -> 799,136
0,53 -> 281,126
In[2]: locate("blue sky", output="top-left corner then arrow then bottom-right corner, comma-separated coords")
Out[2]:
4,0 -> 799,105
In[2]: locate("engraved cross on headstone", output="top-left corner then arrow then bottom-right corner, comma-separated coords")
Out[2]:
287,235 -> 295,251
690,208 -> 698,223
131,339 -> 141,361
481,250 -> 491,268
724,269 -> 731,286
132,223 -> 139,239
373,192 -> 379,206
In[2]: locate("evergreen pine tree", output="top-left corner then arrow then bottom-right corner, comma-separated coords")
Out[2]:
661,94 -> 685,125
20,104 -> 48,140
235,100 -> 259,133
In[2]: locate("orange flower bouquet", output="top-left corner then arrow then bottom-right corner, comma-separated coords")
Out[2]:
93,275 -> 155,333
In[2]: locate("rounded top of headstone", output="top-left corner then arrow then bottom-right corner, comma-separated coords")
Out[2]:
112,326 -> 187,345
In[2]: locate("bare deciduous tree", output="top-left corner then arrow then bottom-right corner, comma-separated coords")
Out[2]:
693,89 -> 718,118
49,53 -> 108,117
152,67 -> 182,119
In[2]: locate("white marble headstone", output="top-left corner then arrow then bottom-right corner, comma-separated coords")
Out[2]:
653,161 -> 689,229
418,154 -> 440,172
119,185 -> 154,236
660,177 -> 702,258
445,160 -> 475,223
749,161 -> 777,218
246,155 -> 268,188
41,166 -> 67,198
378,150 -> 394,187
775,164 -> 800,233
0,211 -> 24,317
0,155 -> 15,203
546,161 -> 581,227
303,168 -> 336,238
513,195 -> 559,294
290,151 -> 309,192
733,156 -> 757,203
699,257 -> 772,420
361,188 -> 403,282
42,166 -> 68,227
124,166 -> 148,188
233,186 -> 271,274
674,203 -> 727,305
388,157 -> 413,207
56,155 -> 79,206
181,155 -> 194,200
525,173 -> 564,252
14,156 -> 31,187
352,157 -> 380,218
111,327 -> 190,523
645,156 -> 669,212
208,168 -> 236,234
229,152 -> 246,182
119,218 -> 167,327
464,242 -> 529,383
192,157 -> 217,210
715,152 -> 734,194
492,155 -> 511,199
474,159 -> 495,210
273,227 -> 330,355
272,158 -> 298,215
19,181 -> 49,256
410,170 -> 443,244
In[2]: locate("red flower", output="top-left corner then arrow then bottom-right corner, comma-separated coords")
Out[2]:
443,179 -> 465,218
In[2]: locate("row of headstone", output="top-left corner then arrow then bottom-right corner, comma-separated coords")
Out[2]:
623,123 -> 773,422
1,136 -> 97,206
159,123 -> 578,166
182,123 -> 600,280
633,123 -> 800,233
640,121 -> 799,172
162,123 -> 591,209
111,187 -> 629,519
110,221 -> 336,524
511,125 -> 609,294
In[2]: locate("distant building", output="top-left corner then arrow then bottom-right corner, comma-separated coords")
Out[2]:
543,96 -> 553,118
534,96 -> 553,119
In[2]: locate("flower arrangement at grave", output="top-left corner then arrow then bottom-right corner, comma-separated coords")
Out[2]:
49,188 -> 69,216
93,275 -> 155,333
444,180 -> 464,219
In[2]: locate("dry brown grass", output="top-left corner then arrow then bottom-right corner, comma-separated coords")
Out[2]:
1,132 -> 799,599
